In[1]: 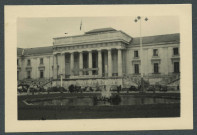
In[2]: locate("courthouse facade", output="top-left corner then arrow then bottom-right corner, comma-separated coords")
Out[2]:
17,28 -> 180,89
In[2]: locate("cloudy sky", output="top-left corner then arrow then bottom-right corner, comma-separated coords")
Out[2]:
17,16 -> 179,48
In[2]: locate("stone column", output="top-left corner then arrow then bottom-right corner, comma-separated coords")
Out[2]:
118,49 -> 122,76
88,51 -> 92,76
59,53 -> 64,87
61,53 -> 65,79
53,54 -> 57,79
108,49 -> 112,77
98,50 -> 102,76
70,52 -> 74,76
79,51 -> 83,75
48,56 -> 51,79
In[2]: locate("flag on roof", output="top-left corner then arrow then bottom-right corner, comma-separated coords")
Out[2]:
80,20 -> 82,31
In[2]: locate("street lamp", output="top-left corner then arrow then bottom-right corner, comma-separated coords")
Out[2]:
59,32 -> 68,88
134,16 -> 148,93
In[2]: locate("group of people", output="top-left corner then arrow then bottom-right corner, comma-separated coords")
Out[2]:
17,81 -> 46,94
18,79 -> 124,95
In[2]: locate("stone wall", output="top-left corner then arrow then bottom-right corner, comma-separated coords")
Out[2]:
18,55 -> 53,81
126,43 -> 179,75
122,73 -> 180,88
53,78 -> 123,89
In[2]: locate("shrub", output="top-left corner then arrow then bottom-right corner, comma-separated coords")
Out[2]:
47,86 -> 66,92
68,85 -> 75,93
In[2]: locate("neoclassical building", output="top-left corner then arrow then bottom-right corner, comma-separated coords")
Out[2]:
17,28 -> 180,89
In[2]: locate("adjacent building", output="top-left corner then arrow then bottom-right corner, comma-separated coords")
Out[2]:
17,28 -> 180,89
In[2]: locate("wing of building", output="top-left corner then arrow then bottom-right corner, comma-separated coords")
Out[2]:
17,27 -> 180,89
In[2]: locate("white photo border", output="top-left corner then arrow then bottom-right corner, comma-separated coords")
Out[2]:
4,4 -> 193,132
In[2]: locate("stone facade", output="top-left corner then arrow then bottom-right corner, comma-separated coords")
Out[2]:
17,52 -> 53,80
17,28 -> 180,89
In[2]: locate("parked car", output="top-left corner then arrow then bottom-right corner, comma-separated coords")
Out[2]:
84,87 -> 94,92
121,88 -> 129,91
129,86 -> 138,91
47,86 -> 66,93
95,86 -> 102,92
110,85 -> 118,91
147,85 -> 155,91
17,84 -> 29,93
29,87 -> 38,93
38,87 -> 46,92
160,85 -> 167,92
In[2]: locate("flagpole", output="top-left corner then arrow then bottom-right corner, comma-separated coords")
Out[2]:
80,19 -> 84,34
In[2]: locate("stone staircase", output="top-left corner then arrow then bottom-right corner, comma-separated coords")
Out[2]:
18,78 -> 53,89
123,73 -> 180,87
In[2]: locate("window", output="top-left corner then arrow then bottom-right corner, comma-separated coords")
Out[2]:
40,58 -> 43,64
134,64 -> 139,74
27,59 -> 31,66
17,71 -> 19,80
134,50 -> 139,58
154,63 -> 159,73
40,70 -> 44,78
27,71 -> 31,79
174,62 -> 180,73
173,48 -> 179,55
153,49 -> 158,56
17,59 -> 19,66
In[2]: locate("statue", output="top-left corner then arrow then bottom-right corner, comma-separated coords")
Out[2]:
101,85 -> 112,99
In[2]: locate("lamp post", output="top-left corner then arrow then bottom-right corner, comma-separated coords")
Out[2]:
134,16 -> 148,93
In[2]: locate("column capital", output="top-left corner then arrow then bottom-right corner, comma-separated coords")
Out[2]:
53,52 -> 58,55
69,51 -> 75,54
97,49 -> 102,52
107,48 -> 112,51
65,51 -> 76,53
61,51 -> 67,54
61,52 -> 65,55
117,48 -> 123,50
72,50 -> 82,53
78,51 -> 83,53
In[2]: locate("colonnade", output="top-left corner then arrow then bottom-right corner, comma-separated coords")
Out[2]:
53,48 -> 123,79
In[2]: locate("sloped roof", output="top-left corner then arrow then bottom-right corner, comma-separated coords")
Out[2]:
17,33 -> 180,56
85,27 -> 117,34
17,46 -> 53,56
130,33 -> 180,46
17,48 -> 23,56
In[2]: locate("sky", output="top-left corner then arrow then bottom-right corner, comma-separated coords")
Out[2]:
17,16 -> 179,48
